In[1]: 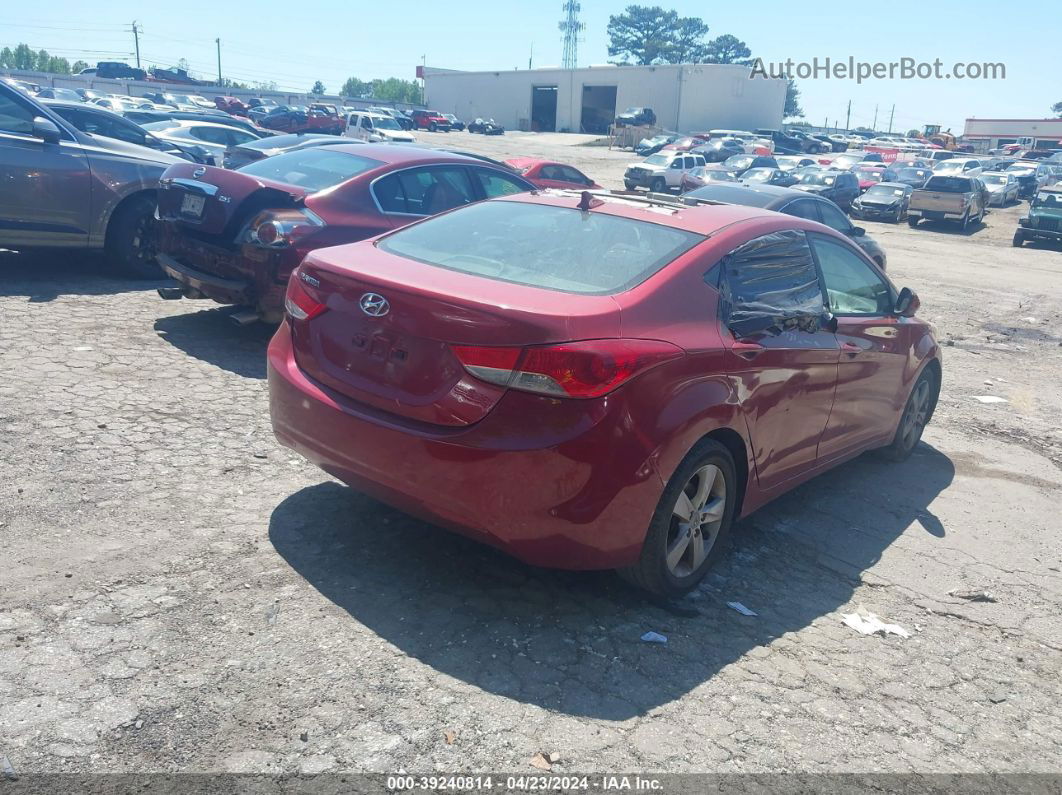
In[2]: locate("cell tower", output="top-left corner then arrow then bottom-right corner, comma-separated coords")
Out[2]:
559,1 -> 584,70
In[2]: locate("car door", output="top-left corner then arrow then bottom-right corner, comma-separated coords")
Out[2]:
716,229 -> 840,491
0,88 -> 90,248
807,233 -> 909,460
534,164 -> 569,189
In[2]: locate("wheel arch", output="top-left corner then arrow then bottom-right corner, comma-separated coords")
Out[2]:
104,188 -> 157,249
698,427 -> 750,516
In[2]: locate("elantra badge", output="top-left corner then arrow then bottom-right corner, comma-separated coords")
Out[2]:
359,292 -> 389,317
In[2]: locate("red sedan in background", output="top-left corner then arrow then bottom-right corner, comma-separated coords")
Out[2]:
268,190 -> 941,597
662,136 -> 709,152
854,166 -> 887,192
504,158 -> 601,190
154,145 -> 534,321
214,96 -> 249,115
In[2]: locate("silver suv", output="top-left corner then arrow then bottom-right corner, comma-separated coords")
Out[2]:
624,150 -> 707,192
0,83 -> 182,277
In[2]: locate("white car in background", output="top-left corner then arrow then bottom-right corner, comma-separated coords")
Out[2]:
933,157 -> 984,177
142,119 -> 262,165
980,171 -> 1021,205
624,150 -> 707,192
343,111 -> 415,143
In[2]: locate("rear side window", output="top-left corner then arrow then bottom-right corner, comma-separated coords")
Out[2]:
237,149 -> 383,191
378,200 -> 703,295
715,230 -> 827,337
373,167 -> 477,215
474,168 -> 530,198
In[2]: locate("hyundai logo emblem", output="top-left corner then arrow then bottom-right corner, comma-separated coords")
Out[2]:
359,292 -> 390,317
192,166 -> 206,178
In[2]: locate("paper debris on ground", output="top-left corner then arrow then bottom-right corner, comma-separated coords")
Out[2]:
726,601 -> 757,617
841,607 -> 910,638
971,395 -> 1008,404
640,631 -> 667,644
948,588 -> 998,603
530,752 -> 552,770
443,729 -> 456,745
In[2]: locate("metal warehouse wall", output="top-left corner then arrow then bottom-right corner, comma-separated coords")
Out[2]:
424,64 -> 786,134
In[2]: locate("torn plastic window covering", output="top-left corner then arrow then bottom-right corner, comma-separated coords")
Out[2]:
717,229 -> 829,337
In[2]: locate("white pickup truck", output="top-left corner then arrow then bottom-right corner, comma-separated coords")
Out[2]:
624,151 -> 707,192
343,111 -> 416,143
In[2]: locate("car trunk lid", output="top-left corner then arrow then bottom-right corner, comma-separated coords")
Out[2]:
157,162 -> 309,238
289,245 -> 621,427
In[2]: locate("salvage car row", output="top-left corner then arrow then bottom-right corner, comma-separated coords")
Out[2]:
5,79 -> 1053,598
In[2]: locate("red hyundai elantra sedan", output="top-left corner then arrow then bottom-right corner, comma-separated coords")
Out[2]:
268,191 -> 941,596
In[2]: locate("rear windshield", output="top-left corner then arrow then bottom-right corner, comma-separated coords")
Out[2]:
377,201 -> 704,295
240,133 -> 332,151
236,149 -> 382,191
923,176 -> 972,192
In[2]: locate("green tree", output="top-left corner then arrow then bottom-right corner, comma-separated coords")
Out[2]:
0,48 -> 14,68
607,5 -> 709,65
72,60 -> 89,73
783,79 -> 803,119
371,77 -> 420,103
311,80 -> 326,95
341,76 -> 371,98
703,34 -> 751,65
13,43 -> 37,70
906,128 -> 921,137
1053,101 -> 1062,118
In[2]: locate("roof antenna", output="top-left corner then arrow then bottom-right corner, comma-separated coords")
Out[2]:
578,190 -> 601,212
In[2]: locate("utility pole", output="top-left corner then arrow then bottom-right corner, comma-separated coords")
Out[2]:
131,21 -> 141,68
845,100 -> 851,132
421,54 -> 426,104
529,42 -> 533,70
872,104 -> 878,131
888,104 -> 895,134
215,38 -> 222,86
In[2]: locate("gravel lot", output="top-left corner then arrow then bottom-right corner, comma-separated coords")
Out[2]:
1,130 -> 1061,778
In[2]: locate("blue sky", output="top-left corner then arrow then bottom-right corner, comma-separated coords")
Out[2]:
5,0 -> 1056,133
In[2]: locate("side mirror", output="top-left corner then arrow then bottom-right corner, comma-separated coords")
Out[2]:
850,226 -> 866,237
895,287 -> 920,317
32,116 -> 62,144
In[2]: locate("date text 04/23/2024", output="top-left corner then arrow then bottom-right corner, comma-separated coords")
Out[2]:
385,775 -> 664,791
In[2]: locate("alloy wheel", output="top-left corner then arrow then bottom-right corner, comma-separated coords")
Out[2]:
666,464 -> 726,578
899,378 -> 932,451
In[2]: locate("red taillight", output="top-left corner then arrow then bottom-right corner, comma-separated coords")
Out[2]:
247,209 -> 324,248
452,339 -> 683,399
284,273 -> 327,321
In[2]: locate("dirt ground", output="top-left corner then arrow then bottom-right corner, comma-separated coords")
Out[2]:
1,130 -> 1060,778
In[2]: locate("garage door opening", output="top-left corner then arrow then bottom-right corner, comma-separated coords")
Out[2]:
580,85 -> 617,134
531,86 -> 557,132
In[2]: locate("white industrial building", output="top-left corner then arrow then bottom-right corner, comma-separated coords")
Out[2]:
962,118 -> 1062,151
424,63 -> 787,135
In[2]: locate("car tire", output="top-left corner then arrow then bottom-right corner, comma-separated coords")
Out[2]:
1013,231 -> 1024,247
881,368 -> 938,462
908,217 -> 920,228
960,209 -> 971,232
428,122 -> 437,132
618,439 -> 738,598
894,207 -> 903,223
105,194 -> 163,279
624,181 -> 636,191
650,177 -> 666,193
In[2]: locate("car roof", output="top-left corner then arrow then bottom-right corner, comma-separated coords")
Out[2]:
686,182 -> 819,208
295,143 -> 514,168
490,190 -> 781,235
1039,184 -> 1062,193
872,182 -> 910,189
505,157 -> 553,168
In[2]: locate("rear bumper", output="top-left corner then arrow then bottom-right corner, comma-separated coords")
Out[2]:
158,223 -> 292,314
267,321 -> 663,570
909,208 -> 965,221
1017,227 -> 1062,241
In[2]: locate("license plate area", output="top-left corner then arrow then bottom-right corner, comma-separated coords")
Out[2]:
180,193 -> 206,218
